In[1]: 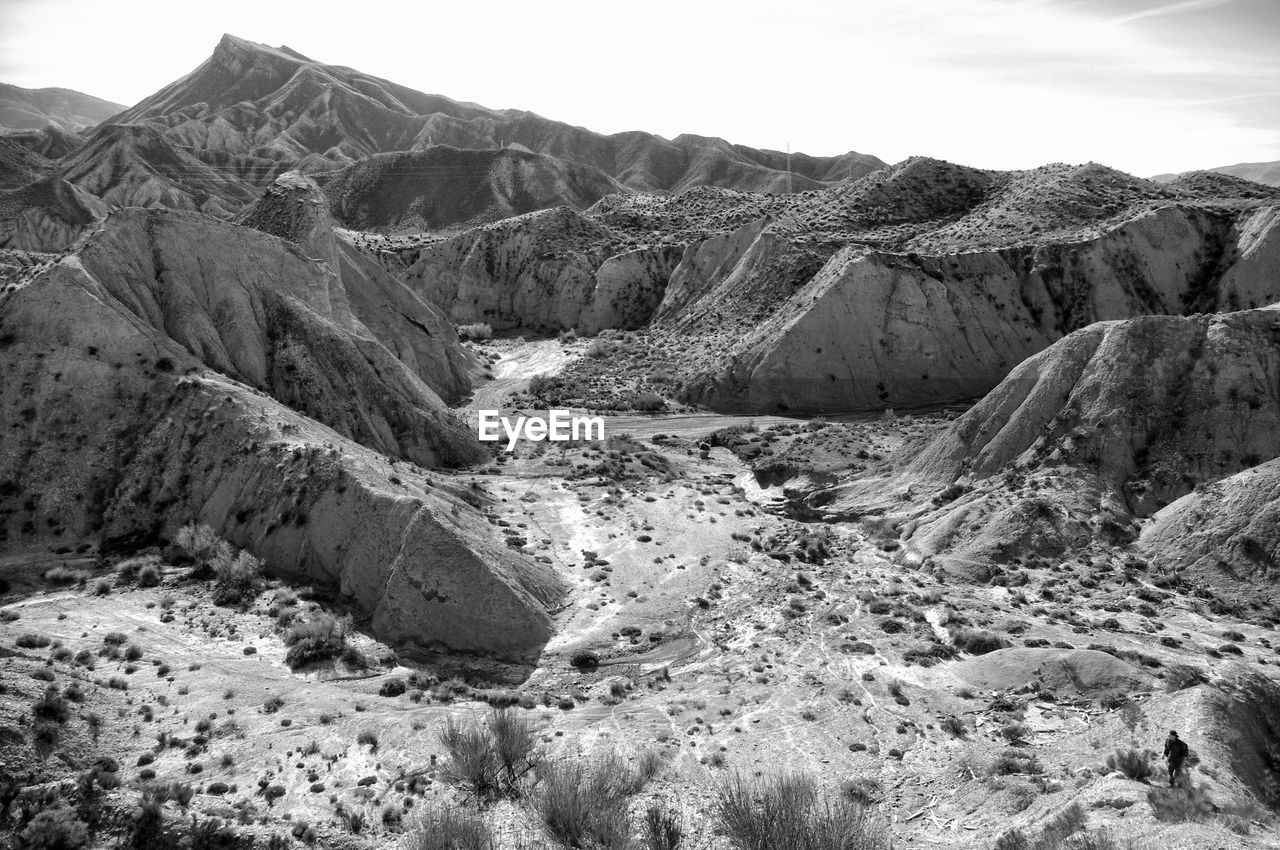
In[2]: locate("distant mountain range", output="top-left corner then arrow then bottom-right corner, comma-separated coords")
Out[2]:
0,82 -> 123,132
1153,160 -> 1280,187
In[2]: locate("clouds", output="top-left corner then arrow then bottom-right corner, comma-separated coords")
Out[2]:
0,0 -> 1274,175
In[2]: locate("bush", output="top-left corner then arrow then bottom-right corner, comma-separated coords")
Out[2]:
175,524 -> 231,570
378,677 -> 407,698
438,708 -> 539,799
1164,663 -> 1205,692
533,755 -> 639,849
458,323 -> 493,341
212,550 -> 262,607
949,627 -> 1011,655
283,613 -> 348,670
644,803 -> 683,850
19,804 -> 90,849
16,632 -> 51,649
32,686 -> 70,723
403,803 -> 495,850
714,773 -> 891,850
1106,748 -> 1153,782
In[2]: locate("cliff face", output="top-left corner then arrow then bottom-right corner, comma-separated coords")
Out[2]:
672,205 -> 1253,412
805,307 -> 1280,585
72,204 -> 478,467
0,256 -> 563,662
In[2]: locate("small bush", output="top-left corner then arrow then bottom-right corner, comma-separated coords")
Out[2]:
533,755 -> 639,849
16,632 -> 52,649
644,803 -> 683,850
458,323 -> 493,341
402,803 -> 495,850
19,804 -> 90,849
950,627 -> 1011,655
283,613 -> 348,669
714,773 -> 891,850
1164,663 -> 1205,692
1106,748 -> 1153,782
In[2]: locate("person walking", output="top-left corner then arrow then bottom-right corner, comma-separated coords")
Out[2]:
1164,730 -> 1189,787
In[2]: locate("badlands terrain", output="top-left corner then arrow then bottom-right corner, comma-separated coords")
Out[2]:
1,33 -> 1280,850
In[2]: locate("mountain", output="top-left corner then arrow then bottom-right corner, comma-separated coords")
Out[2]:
66,34 -> 882,215
392,156 -> 1280,414
1153,161 -> 1280,188
320,146 -> 629,232
794,305 -> 1280,599
0,82 -> 124,132
0,172 -> 564,659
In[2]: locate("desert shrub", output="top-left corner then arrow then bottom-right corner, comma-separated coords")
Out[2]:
16,632 -> 52,649
1164,663 -> 1205,692
32,686 -> 70,723
714,773 -> 890,850
19,804 -> 90,849
357,730 -> 378,750
439,716 -> 499,798
644,803 -> 683,850
1143,782 -> 1262,832
533,754 -> 642,849
950,627 -> 1011,655
439,708 -> 539,799
1106,748 -> 1152,782
991,749 -> 1042,776
458,323 -> 493,341
116,555 -> 161,585
175,524 -> 231,570
569,650 -> 599,670
402,803 -> 495,850
188,817 -> 243,849
283,613 -> 348,669
940,716 -> 968,738
1040,803 -> 1087,843
211,550 -> 262,607
379,677 -> 407,698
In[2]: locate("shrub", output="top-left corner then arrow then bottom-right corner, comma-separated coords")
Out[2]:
283,613 -> 348,670
644,803 -> 683,850
175,524 -> 231,569
19,804 -> 90,849
32,686 -> 70,723
439,716 -> 498,798
950,627 -> 1011,655
1164,663 -> 1205,692
714,773 -> 891,850
569,650 -> 599,670
533,755 -> 638,849
402,803 -> 495,850
487,708 -> 539,788
16,632 -> 52,649
357,730 -> 378,750
458,323 -> 493,341
378,677 -> 407,698
1105,748 -> 1153,782
212,550 -> 262,606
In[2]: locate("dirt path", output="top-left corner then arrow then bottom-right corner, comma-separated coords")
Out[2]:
462,340 -> 579,412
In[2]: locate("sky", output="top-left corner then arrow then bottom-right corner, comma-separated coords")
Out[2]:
1,0 -> 1277,175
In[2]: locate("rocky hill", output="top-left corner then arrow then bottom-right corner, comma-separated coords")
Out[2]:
799,306 -> 1280,599
320,146 -> 628,232
0,82 -> 123,132
1155,160 -> 1280,188
0,177 -> 564,660
394,156 -> 1280,413
61,34 -> 881,215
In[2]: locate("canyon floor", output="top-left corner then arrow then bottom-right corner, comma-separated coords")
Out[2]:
2,337 -> 1277,850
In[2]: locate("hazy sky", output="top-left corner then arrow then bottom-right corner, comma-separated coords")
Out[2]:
1,0 -> 1276,175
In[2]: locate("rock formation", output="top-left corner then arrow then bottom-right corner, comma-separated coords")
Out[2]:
0,214 -> 563,661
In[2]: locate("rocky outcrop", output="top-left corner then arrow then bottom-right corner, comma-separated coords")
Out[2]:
73,206 -> 479,466
1219,206 -> 1280,311
236,172 -> 473,401
807,307 -> 1280,581
322,147 -> 629,232
0,259 -> 563,660
0,175 -> 107,251
1139,458 -> 1280,590
670,205 -> 1275,413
